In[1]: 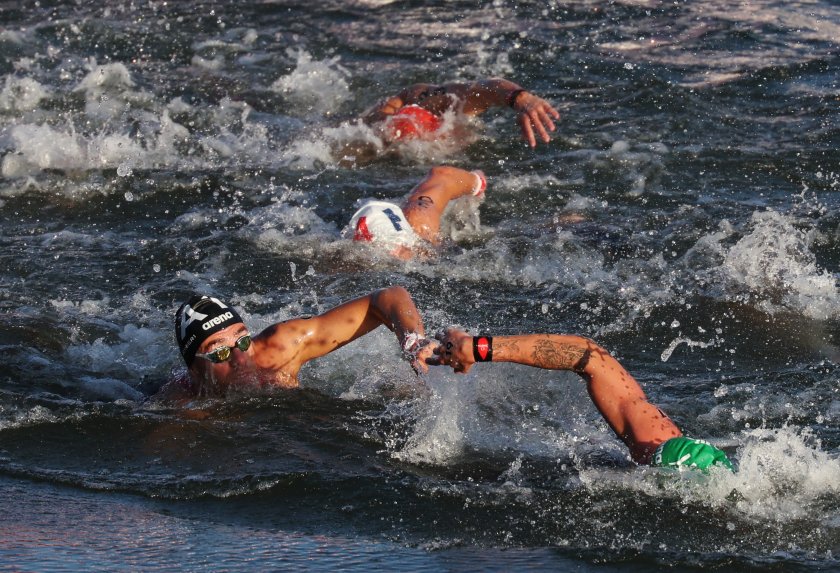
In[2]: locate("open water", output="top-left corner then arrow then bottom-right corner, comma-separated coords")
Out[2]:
1,1 -> 839,571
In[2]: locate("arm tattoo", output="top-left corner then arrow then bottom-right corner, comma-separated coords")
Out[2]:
495,338 -> 520,357
572,349 -> 591,373
414,195 -> 435,209
531,339 -> 587,370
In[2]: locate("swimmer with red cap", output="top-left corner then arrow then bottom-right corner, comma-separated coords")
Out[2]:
363,77 -> 560,148
382,105 -> 443,141
431,328 -> 735,472
157,287 -> 437,402
343,166 -> 487,259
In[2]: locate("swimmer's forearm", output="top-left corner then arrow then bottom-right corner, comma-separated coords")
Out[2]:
475,78 -> 524,100
370,286 -> 426,339
491,334 -> 591,371
451,78 -> 525,114
435,329 -> 593,375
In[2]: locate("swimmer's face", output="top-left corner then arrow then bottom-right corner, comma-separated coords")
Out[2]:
190,322 -> 257,391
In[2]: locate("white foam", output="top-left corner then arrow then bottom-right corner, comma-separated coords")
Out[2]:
73,61 -> 153,121
241,195 -> 339,252
392,371 -> 470,465
473,45 -> 514,77
65,323 -> 170,384
1,123 -> 85,176
721,210 -> 838,320
271,49 -> 351,115
661,336 -> 716,362
0,76 -> 49,112
709,427 -> 840,522
74,61 -> 135,93
1,117 -> 163,178
0,405 -> 58,431
279,119 -> 385,169
438,230 -> 610,291
577,426 -> 840,525
386,358 -> 615,467
0,30 -> 25,44
191,55 -> 225,71
0,95 -> 274,179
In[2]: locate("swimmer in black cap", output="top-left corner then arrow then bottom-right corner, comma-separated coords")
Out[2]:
363,77 -> 560,149
160,287 -> 436,401
431,328 -> 734,472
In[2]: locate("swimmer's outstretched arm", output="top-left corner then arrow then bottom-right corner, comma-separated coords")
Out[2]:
431,328 -> 593,374
362,78 -> 560,148
431,328 -> 682,463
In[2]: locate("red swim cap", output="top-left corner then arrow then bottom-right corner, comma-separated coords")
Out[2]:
384,105 -> 442,141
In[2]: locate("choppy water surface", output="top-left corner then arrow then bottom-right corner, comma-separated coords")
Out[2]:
1,1 -> 839,571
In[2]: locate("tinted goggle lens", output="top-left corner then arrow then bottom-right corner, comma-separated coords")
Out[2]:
198,334 -> 251,363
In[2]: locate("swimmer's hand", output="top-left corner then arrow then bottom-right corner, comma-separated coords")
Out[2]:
511,91 -> 560,148
402,334 -> 438,375
429,328 -> 475,374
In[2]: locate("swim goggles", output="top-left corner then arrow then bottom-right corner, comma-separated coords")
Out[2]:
195,333 -> 252,363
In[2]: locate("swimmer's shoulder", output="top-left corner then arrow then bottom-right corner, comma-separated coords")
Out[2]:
400,83 -> 441,102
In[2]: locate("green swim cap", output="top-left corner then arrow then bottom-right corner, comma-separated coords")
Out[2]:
652,437 -> 734,472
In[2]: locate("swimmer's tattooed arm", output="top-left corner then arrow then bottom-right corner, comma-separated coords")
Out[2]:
531,338 -> 588,370
493,338 -> 520,357
490,335 -> 594,374
433,330 -> 598,376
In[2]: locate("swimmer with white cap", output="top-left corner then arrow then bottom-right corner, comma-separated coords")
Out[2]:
344,166 -> 487,259
431,328 -> 734,472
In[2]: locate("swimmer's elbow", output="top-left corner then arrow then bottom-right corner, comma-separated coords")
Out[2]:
378,285 -> 410,299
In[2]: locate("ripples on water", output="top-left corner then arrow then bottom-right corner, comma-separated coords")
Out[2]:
0,1 -> 839,571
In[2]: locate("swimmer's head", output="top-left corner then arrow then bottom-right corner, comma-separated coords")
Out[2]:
346,201 -> 420,251
175,295 -> 245,367
384,105 -> 442,141
653,436 -> 734,472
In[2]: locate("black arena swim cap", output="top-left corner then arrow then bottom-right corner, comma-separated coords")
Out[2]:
175,295 -> 244,366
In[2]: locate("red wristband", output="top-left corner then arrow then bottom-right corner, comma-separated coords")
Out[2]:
473,336 -> 493,362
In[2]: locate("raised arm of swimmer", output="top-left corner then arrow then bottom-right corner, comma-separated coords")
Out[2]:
430,328 -> 733,471
263,286 -> 434,376
363,77 -> 560,148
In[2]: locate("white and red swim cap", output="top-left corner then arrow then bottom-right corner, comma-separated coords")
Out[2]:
346,201 -> 420,249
